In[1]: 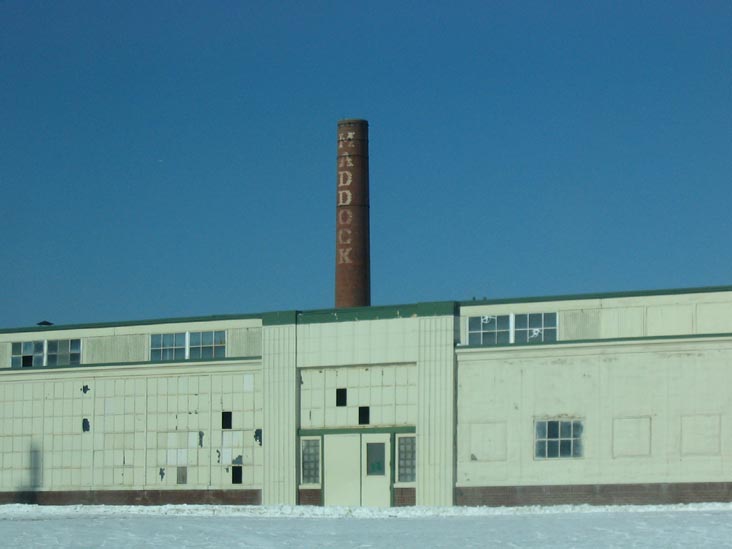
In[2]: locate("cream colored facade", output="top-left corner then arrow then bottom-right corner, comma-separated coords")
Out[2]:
2,287 -> 732,506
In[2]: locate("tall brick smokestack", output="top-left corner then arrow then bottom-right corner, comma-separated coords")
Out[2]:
335,119 -> 370,308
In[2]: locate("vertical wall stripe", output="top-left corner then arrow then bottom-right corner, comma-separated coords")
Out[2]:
262,324 -> 298,504
416,315 -> 455,505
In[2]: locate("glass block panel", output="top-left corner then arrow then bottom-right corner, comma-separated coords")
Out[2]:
301,439 -> 320,484
398,436 -> 416,482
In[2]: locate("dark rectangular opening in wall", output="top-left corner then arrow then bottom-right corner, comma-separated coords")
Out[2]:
222,411 -> 232,429
232,466 -> 242,484
359,406 -> 370,425
177,466 -> 187,485
336,388 -> 347,407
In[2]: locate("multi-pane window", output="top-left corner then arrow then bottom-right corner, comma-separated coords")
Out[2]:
514,313 -> 557,344
468,313 -> 557,346
11,339 -> 81,368
397,435 -> 416,483
301,439 -> 320,484
535,419 -> 583,459
150,331 -> 226,361
189,330 -> 226,359
151,333 -> 186,361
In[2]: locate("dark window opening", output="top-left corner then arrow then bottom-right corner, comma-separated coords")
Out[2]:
359,406 -> 370,425
222,411 -> 232,429
177,466 -> 187,485
22,355 -> 33,367
232,465 -> 243,484
82,418 -> 90,432
336,388 -> 347,407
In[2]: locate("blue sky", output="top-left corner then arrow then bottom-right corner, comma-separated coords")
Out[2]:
1,1 -> 730,328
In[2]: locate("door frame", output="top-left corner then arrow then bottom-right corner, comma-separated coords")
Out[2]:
298,426 -> 416,507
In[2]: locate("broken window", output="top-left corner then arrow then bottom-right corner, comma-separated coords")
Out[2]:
232,466 -> 243,484
468,313 -> 557,346
222,411 -> 233,429
535,418 -> 583,459
177,466 -> 187,485
358,406 -> 370,425
11,339 -> 81,368
336,388 -> 347,407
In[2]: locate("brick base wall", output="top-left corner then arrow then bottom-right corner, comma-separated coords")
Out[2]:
455,482 -> 732,507
298,489 -> 322,506
0,489 -> 261,506
394,487 -> 416,506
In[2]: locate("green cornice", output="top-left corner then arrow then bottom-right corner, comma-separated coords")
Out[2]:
261,311 -> 299,326
459,284 -> 732,307
0,313 -> 262,335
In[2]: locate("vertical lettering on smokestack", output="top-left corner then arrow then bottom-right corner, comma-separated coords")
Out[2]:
335,119 -> 370,308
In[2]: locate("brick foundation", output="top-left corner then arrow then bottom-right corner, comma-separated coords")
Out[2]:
0,489 -> 261,506
455,482 -> 732,507
394,487 -> 416,506
298,488 -> 322,506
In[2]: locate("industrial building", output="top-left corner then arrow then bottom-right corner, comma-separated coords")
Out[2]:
2,121 -> 732,507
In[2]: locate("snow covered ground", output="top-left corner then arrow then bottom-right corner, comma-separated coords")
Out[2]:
1,503 -> 732,548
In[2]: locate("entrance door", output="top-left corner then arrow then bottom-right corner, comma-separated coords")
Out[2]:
323,434 -> 360,506
322,433 -> 392,507
361,433 -> 391,507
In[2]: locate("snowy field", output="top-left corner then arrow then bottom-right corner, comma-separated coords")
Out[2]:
1,503 -> 732,548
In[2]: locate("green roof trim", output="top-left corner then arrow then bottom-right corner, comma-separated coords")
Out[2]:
261,311 -> 299,326
296,301 -> 456,325
0,313 -> 262,335
459,284 -> 732,307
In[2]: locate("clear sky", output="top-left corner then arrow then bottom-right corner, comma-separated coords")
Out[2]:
1,1 -> 730,328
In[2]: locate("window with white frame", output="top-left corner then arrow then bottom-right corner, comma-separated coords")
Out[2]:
397,435 -> 416,483
468,313 -> 557,346
300,438 -> 320,485
534,418 -> 583,459
150,331 -> 226,362
11,339 -> 81,368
